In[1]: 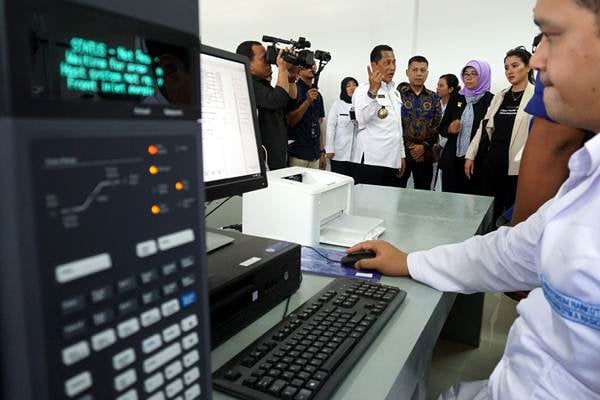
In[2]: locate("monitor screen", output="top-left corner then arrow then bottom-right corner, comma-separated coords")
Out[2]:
200,45 -> 266,201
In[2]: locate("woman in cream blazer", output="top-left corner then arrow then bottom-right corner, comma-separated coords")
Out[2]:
465,47 -> 535,221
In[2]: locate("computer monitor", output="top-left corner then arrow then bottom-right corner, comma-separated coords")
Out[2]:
200,45 -> 267,252
200,44 -> 267,202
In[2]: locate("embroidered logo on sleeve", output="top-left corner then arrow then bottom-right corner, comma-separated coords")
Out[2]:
542,276 -> 600,330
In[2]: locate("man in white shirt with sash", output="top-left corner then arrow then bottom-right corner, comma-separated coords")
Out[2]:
348,1 -> 600,398
351,45 -> 406,186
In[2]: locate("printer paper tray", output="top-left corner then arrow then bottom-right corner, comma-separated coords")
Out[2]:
320,214 -> 385,247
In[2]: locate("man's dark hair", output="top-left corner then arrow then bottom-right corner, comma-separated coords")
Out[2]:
408,55 -> 428,67
236,41 -> 262,61
370,45 -> 393,63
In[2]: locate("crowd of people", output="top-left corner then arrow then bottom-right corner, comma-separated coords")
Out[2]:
236,39 -> 544,223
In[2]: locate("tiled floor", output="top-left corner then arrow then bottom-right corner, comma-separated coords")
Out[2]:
426,293 -> 520,400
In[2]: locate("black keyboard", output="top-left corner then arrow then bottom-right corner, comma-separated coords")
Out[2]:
213,278 -> 406,400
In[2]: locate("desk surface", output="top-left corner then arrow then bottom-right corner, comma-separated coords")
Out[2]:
211,185 -> 493,399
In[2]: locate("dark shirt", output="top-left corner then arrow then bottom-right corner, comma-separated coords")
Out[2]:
399,85 -> 442,162
288,79 -> 325,161
487,89 -> 524,173
252,75 -> 291,170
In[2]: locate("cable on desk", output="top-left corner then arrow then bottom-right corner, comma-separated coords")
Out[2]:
304,246 -> 341,264
205,196 -> 233,218
282,296 -> 291,320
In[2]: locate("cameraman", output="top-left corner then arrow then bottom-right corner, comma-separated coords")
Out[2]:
287,65 -> 326,169
236,41 -> 298,170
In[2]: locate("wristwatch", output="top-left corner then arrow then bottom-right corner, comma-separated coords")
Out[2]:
367,90 -> 377,99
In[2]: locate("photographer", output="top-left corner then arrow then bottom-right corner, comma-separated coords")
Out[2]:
236,41 -> 298,170
287,64 -> 326,169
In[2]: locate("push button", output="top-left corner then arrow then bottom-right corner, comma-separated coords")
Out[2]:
61,295 -> 85,315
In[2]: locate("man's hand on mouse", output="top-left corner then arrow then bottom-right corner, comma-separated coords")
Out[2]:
346,240 -> 410,276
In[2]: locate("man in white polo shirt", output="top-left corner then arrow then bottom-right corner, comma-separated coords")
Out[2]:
351,45 -> 405,186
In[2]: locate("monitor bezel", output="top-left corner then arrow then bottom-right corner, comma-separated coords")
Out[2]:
201,44 -> 267,201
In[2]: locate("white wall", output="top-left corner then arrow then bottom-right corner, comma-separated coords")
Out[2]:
201,0 -> 537,114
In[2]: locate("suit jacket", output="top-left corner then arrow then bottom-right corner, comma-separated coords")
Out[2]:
438,91 -> 493,170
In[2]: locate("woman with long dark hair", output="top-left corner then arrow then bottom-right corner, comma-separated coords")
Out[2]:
465,47 -> 535,221
438,61 -> 493,193
433,74 -> 461,189
325,77 -> 359,176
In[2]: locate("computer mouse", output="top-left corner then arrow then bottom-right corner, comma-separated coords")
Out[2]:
340,250 -> 376,268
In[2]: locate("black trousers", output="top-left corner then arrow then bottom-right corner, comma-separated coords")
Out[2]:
441,156 -> 474,194
398,160 -> 434,190
330,160 -> 353,177
482,173 -> 518,223
351,161 -> 401,187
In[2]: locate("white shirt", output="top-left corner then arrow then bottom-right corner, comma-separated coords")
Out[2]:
438,99 -> 448,149
408,133 -> 600,399
325,99 -> 356,161
351,81 -> 405,168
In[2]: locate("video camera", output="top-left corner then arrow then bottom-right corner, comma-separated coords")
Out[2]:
262,35 -> 332,89
263,35 -> 315,67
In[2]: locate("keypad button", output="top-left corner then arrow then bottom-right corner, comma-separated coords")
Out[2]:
62,319 -> 87,339
182,350 -> 199,368
161,263 -> 177,276
183,367 -> 200,386
182,332 -> 199,350
64,371 -> 92,397
162,282 -> 178,297
62,341 -> 90,366
92,308 -> 115,327
140,269 -> 159,284
137,240 -> 158,258
144,372 -> 165,394
116,389 -> 138,400
113,348 -> 136,371
164,360 -> 183,380
179,291 -> 196,308
161,299 -> 180,318
165,378 -> 183,398
180,314 -> 198,332
90,286 -> 113,304
148,392 -> 166,400
142,333 -> 163,354
180,274 -> 195,288
117,277 -> 137,294
91,328 -> 116,351
142,289 -> 161,306
141,307 -> 161,327
118,299 -> 139,316
117,317 -> 140,339
180,256 -> 194,269
61,295 -> 85,315
162,324 -> 182,343
114,368 -> 137,392
184,384 -> 201,400
143,342 -> 182,374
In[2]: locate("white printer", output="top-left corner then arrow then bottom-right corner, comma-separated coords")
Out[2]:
242,167 -> 385,247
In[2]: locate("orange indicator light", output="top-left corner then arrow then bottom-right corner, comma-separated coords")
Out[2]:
147,145 -> 159,155
148,165 -> 159,175
151,205 -> 161,215
175,181 -> 184,191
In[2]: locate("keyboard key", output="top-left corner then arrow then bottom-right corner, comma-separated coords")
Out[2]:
281,386 -> 298,399
180,314 -> 198,332
180,255 -> 194,269
224,369 -> 241,381
62,319 -> 87,339
165,378 -> 183,398
140,269 -> 159,284
141,307 -> 162,327
90,286 -> 113,304
91,328 -> 117,351
184,383 -> 201,400
148,391 -> 166,400
113,348 -> 136,371
161,262 -> 178,276
64,371 -> 92,397
117,276 -> 137,294
181,274 -> 195,288
162,282 -> 178,297
163,323 -> 182,342
165,360 -> 183,380
161,299 -> 180,317
114,368 -> 137,392
142,289 -> 161,305
294,388 -> 313,400
61,295 -> 85,315
144,342 -> 182,374
142,334 -> 163,354
268,379 -> 286,396
116,389 -> 138,400
62,341 -> 90,366
179,291 -> 196,308
92,308 -> 115,327
183,350 -> 199,368
182,332 -> 199,350
117,317 -> 140,339
118,298 -> 139,316
144,372 -> 165,394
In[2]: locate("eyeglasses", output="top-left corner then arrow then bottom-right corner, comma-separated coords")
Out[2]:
462,71 -> 479,79
532,33 -> 543,53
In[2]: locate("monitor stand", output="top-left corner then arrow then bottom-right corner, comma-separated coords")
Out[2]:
206,231 -> 235,253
